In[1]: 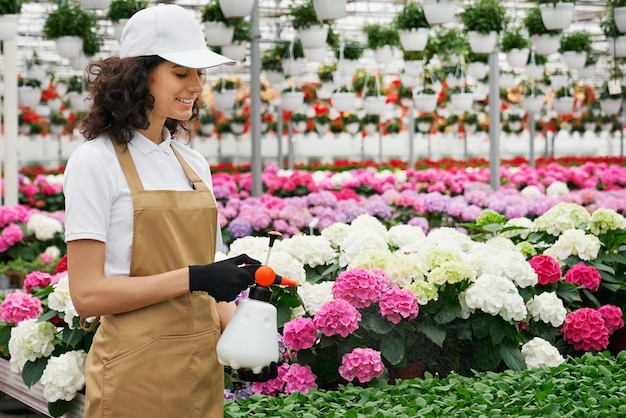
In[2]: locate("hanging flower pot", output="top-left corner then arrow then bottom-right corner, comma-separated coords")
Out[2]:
413,93 -> 438,113
282,58 -> 306,76
553,96 -> 575,114
362,96 -> 387,115
345,122 -> 360,135
423,0 -> 457,26
231,122 -> 245,136
68,91 -> 91,112
449,93 -> 474,113
201,123 -> 216,136
298,24 -> 328,49
467,62 -> 489,80
525,63 -> 544,80
550,74 -> 569,91
264,70 -> 285,87
78,0 -> 112,9
219,0 -> 254,18
281,91 -> 305,112
331,91 -> 356,112
506,48 -> 530,68
522,95 -> 545,115
18,87 -> 42,108
467,31 -> 497,54
561,51 -> 586,71
303,46 -> 327,62
315,122 -> 330,136
204,21 -> 234,47
313,0 -> 347,20
539,2 -> 574,31
615,6 -> 626,33
531,34 -> 560,56
0,14 -> 18,41
221,43 -> 247,61
56,36 -> 84,59
600,98 -> 623,116
399,28 -> 429,52
499,73 -> 517,89
213,90 -> 237,112
373,45 -> 394,65
607,36 -> 626,58
364,123 -> 378,135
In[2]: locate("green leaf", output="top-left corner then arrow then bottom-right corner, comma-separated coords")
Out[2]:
434,302 -> 461,325
415,323 -> 446,347
48,399 -> 73,418
380,335 -> 405,365
361,312 -> 394,335
22,357 -> 48,388
500,343 -> 526,371
555,281 -> 582,304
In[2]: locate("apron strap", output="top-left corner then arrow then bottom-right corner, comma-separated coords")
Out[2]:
170,145 -> 209,191
113,141 -> 145,193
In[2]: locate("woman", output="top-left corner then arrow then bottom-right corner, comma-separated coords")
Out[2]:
63,5 -> 274,418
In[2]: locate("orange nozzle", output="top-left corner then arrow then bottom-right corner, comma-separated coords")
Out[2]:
254,265 -> 298,287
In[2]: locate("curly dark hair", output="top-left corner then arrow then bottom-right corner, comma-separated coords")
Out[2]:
79,56 -> 199,144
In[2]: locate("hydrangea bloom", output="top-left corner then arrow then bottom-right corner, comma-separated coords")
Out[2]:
26,213 -> 64,241
251,363 -> 290,396
521,337 -> 565,369
533,202 -> 591,236
544,229 -> 601,263
338,228 -> 389,268
47,274 -> 81,328
348,248 -> 393,272
378,286 -> 419,324
564,263 -> 601,292
282,363 -> 318,394
297,281 -> 334,315
40,350 -> 87,402
427,260 -> 476,286
526,292 -> 567,327
469,245 -> 538,288
8,318 -> 57,373
332,268 -> 389,309
313,299 -> 361,338
380,252 -> 427,288
406,279 -> 439,305
276,235 -> 337,268
561,307 -> 610,352
0,291 -> 43,324
282,317 -> 317,351
502,217 -> 535,240
338,348 -> 385,383
588,208 -> 626,235
387,224 -> 426,249
528,255 -> 562,285
463,273 -> 527,322
597,304 -> 624,334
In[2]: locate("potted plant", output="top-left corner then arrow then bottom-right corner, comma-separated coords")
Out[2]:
106,0 -> 147,39
281,86 -> 305,112
610,0 -> 626,33
598,79 -> 624,116
17,76 -> 42,109
211,78 -> 239,112
65,75 -> 90,112
601,13 -> 626,59
290,112 -> 309,132
199,110 -> 217,136
520,81 -> 545,115
393,2 -> 430,52
537,0 -> 575,31
460,0 -> 507,54
415,113 -> 434,133
558,31 -> 592,71
201,0 -> 236,47
262,45 -> 285,86
363,23 -> 400,64
553,86 -> 575,115
0,0 -> 25,40
43,1 -> 101,58
334,38 -> 363,82
362,113 -> 380,135
48,111 -> 67,136
414,85 -> 439,113
221,18 -> 250,62
342,112 -> 361,135
425,26 -> 469,67
461,112 -> 479,134
384,118 -> 401,135
422,0 -> 457,26
291,0 -> 327,49
314,113 -> 331,135
500,27 -> 531,68
523,6 -> 561,56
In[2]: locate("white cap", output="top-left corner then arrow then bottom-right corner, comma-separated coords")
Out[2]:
119,4 -> 235,69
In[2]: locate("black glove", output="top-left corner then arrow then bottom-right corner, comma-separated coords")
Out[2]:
189,254 -> 261,302
237,362 -> 279,382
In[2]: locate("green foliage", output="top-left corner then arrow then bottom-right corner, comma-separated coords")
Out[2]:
106,0 -> 147,23
232,18 -> 250,43
461,0 -> 507,34
523,6 -> 561,36
393,2 -> 429,31
423,26 -> 469,64
42,1 -> 101,56
335,39 -> 364,61
201,0 -> 236,26
290,112 -> 309,124
290,0 -> 321,30
0,0 -> 26,15
363,23 -> 400,49
608,0 -> 626,7
49,111 -> 66,125
538,0 -> 575,4
362,114 -> 380,125
500,27 -> 531,52
600,14 -> 621,38
559,31 -> 592,53
317,63 -> 335,83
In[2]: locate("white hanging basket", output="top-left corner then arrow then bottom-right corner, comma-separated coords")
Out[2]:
423,0 -> 457,25
78,0 -> 111,9
531,34 -> 560,56
467,62 -> 489,80
281,91 -> 305,111
550,74 -> 569,91
450,93 -> 474,113
399,28 -> 429,52
416,121 -> 432,133
561,51 -> 587,71
345,122 -> 360,135
553,96 -> 575,114
373,45 -> 394,64
317,82 -> 334,100
315,122 -> 330,136
304,46 -> 328,62
362,96 -> 387,115
298,25 -> 328,49
281,58 -> 306,76
213,90 -> 237,112
56,36 -> 84,59
219,0 -> 254,18
231,122 -> 245,136
499,73 -> 517,89
18,87 -> 42,108
221,43 -> 248,61
522,95 -> 545,115
336,60 -> 359,78
525,63 -> 544,80
539,3 -> 574,31
204,21 -> 234,47
467,31 -> 497,54
331,92 -> 356,112
112,19 -> 129,41
364,123 -> 378,135
68,92 -> 91,112
607,36 -> 626,58
313,0 -> 347,20
201,123 -> 215,136
506,48 -> 530,69
264,71 -> 285,87
403,61 -> 424,78
413,94 -> 438,113
0,14 -> 18,41
615,7 -> 626,33
600,98 -> 623,116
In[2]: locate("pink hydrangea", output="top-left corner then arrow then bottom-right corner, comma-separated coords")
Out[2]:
1,223 -> 24,246
597,305 -> 624,334
23,271 -> 53,294
313,299 -> 361,338
561,307 -> 610,352
564,263 -> 601,292
338,348 -> 385,383
282,363 -> 318,394
283,317 -> 317,351
332,268 -> 390,309
528,254 -> 562,285
251,363 -> 289,396
379,286 -> 419,324
0,291 -> 43,324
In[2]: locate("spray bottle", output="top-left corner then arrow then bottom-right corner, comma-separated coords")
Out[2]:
216,232 -> 298,373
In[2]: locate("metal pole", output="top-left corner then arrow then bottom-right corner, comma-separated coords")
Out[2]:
528,114 -> 535,168
250,0 -> 262,196
276,106 -> 283,167
3,38 -> 19,206
287,118 -> 294,170
488,49 -> 500,191
378,124 -> 383,164
408,106 -> 415,169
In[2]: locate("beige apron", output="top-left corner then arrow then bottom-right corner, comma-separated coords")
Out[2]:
83,141 -> 223,418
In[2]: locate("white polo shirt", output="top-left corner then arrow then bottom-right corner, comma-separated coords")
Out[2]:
63,129 -> 220,277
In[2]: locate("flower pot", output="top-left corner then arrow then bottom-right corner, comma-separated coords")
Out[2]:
303,46 -> 328,62
231,122 -> 245,136
530,34 -> 560,56
467,31 -> 497,54
467,62 -> 489,80
607,36 -> 626,58
219,0 -> 254,18
364,123 -> 378,135
345,122 -> 360,135
550,74 -> 569,91
398,28 -> 429,52
313,0 -> 347,20
525,63 -> 544,80
578,65 -> 595,81
413,94 -> 438,113
18,87 -> 42,108
584,122 -> 597,132
50,124 -> 65,136
508,121 -> 522,132
363,96 -> 387,115
539,3 -> 574,31
292,121 -> 307,132
553,96 -> 575,115
506,48 -> 530,69
213,90 -> 237,112
68,91 -> 91,112
112,18 -> 129,41
600,98 -> 623,116
201,123 -> 215,136
56,36 -> 84,58
522,95 -> 545,115
561,51 -> 586,71
416,121 -> 432,133
281,58 -> 306,76
464,123 -> 477,134
423,0 -> 457,25
0,14 -> 18,41
373,45 -> 394,64
298,24 -> 328,49
264,70 -> 285,87
331,92 -> 356,112
450,93 -> 474,113
315,123 -> 329,136
221,43 -> 247,61
499,73 -> 517,89
204,21 -> 234,47
281,91 -> 305,111
615,7 -> 626,33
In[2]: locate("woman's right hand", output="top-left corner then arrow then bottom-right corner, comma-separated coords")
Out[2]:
188,254 -> 261,302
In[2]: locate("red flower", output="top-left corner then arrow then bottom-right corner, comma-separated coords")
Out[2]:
56,255 -> 68,273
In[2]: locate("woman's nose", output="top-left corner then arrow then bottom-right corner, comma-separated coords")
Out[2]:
188,74 -> 204,92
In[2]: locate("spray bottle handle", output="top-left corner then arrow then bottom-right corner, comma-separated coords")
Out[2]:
254,265 -> 298,287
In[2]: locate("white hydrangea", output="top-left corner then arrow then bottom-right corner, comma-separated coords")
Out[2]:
406,279 -> 440,305
349,214 -> 388,241
387,224 -> 426,249
40,350 -> 87,402
330,171 -> 353,188
526,292 -> 567,327
463,273 -> 527,322
588,208 -> 626,236
47,273 -> 80,328
427,260 -> 476,286
338,228 -> 389,267
545,181 -> 569,197
501,217 -> 535,240
276,234 -> 337,268
423,227 -> 476,253
228,236 -> 274,259
26,213 -> 64,241
419,245 -> 467,271
457,290 -> 473,319
297,281 -> 334,315
520,185 -> 543,198
533,202 -> 591,236
348,248 -> 393,271
544,229 -> 601,262
468,245 -> 538,288
8,318 -> 57,373
521,337 -> 565,369
43,245 -> 62,260
320,222 -> 350,247
383,252 -> 428,288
